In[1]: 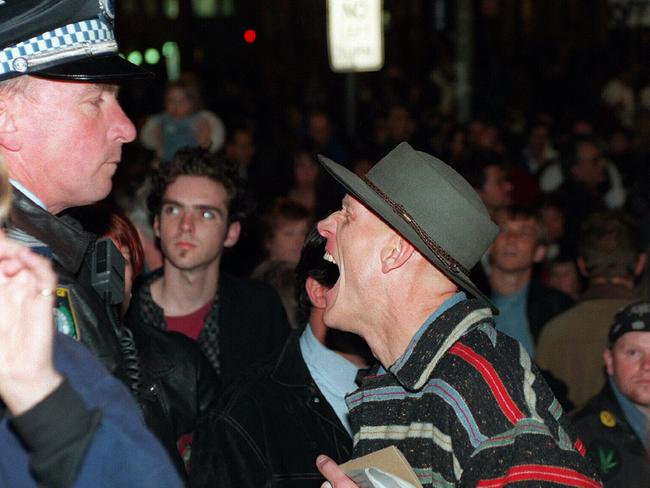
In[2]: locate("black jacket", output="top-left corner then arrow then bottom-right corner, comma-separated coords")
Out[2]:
572,383 -> 649,487
7,189 -> 124,378
526,279 -> 575,343
126,321 -> 221,477
472,271 -> 575,344
128,269 -> 291,385
190,331 -> 353,488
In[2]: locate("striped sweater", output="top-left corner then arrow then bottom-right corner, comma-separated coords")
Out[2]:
346,299 -> 602,487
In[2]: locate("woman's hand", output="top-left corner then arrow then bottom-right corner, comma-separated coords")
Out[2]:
0,236 -> 62,415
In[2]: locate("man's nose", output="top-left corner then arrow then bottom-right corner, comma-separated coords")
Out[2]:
317,213 -> 335,238
179,212 -> 194,232
641,354 -> 650,371
112,103 -> 137,144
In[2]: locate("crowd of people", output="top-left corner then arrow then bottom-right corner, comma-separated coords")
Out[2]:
0,0 -> 649,487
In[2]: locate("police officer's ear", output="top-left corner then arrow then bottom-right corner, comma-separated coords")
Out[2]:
0,99 -> 19,152
380,234 -> 415,274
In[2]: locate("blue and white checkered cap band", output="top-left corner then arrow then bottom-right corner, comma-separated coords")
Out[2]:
0,17 -> 117,78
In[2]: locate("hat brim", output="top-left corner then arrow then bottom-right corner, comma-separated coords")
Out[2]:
318,154 -> 498,314
33,54 -> 152,82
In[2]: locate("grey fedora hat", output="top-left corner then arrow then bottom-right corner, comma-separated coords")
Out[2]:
318,142 -> 499,313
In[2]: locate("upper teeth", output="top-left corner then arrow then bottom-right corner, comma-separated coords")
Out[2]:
323,251 -> 337,264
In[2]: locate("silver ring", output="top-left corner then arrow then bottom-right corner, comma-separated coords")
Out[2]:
40,288 -> 53,297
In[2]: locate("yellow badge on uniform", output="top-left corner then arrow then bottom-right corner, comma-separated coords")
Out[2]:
54,287 -> 80,341
599,410 -> 616,428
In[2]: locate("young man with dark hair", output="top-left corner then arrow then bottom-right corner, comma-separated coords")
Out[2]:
190,228 -> 370,488
461,151 -> 513,217
128,147 -> 290,383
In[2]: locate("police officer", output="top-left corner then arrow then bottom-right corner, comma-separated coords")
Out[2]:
572,301 -> 650,487
0,0 -> 149,380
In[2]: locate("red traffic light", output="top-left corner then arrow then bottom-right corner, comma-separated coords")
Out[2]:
244,29 -> 256,44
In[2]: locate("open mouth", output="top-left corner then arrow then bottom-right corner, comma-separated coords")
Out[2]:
322,250 -> 341,313
323,250 -> 337,265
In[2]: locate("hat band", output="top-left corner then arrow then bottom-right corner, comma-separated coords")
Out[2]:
361,176 -> 468,276
0,18 -> 116,78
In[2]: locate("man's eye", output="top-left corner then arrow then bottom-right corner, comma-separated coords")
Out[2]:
164,206 -> 179,215
202,210 -> 215,220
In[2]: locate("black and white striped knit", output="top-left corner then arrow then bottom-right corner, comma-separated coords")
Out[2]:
347,299 -> 602,487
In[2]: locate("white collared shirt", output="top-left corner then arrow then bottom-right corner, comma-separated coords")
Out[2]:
10,179 -> 47,210
299,324 -> 360,436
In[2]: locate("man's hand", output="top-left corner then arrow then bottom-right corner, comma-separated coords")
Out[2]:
0,236 -> 62,415
317,455 -> 360,488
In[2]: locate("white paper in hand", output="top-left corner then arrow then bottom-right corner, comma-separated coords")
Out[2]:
347,467 -> 417,488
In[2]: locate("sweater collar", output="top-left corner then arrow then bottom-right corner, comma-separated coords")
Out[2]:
388,297 -> 493,391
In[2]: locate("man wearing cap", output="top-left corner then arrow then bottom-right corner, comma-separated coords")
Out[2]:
0,1 -> 183,486
0,1 -> 148,377
315,143 -> 600,487
572,301 -> 650,487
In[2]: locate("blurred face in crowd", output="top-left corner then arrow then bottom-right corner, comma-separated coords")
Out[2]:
309,113 -> 331,146
540,204 -> 565,242
608,131 -> 630,155
491,215 -> 544,274
0,78 -> 136,213
155,175 -> 240,273
265,218 -> 310,264
386,105 -> 414,141
293,152 -> 319,188
448,129 -> 467,159
571,142 -> 606,188
547,260 -> 581,300
165,86 -> 194,119
226,129 -> 255,167
604,332 -> 650,414
528,125 -> 549,155
479,165 -> 512,211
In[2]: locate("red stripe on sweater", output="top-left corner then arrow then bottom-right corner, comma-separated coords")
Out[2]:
477,464 -> 602,488
450,342 -> 524,424
575,438 -> 587,456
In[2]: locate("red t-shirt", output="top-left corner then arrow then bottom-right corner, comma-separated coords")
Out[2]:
165,300 -> 213,471
165,300 -> 213,340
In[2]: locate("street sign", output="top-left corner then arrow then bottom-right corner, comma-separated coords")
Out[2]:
327,0 -> 384,73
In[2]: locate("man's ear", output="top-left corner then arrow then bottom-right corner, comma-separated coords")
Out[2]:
533,244 -> 547,263
634,252 -> 647,277
224,221 -> 241,248
0,100 -> 20,152
153,216 -> 161,238
305,276 -> 327,309
576,256 -> 588,277
603,348 -> 614,376
380,235 -> 415,273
